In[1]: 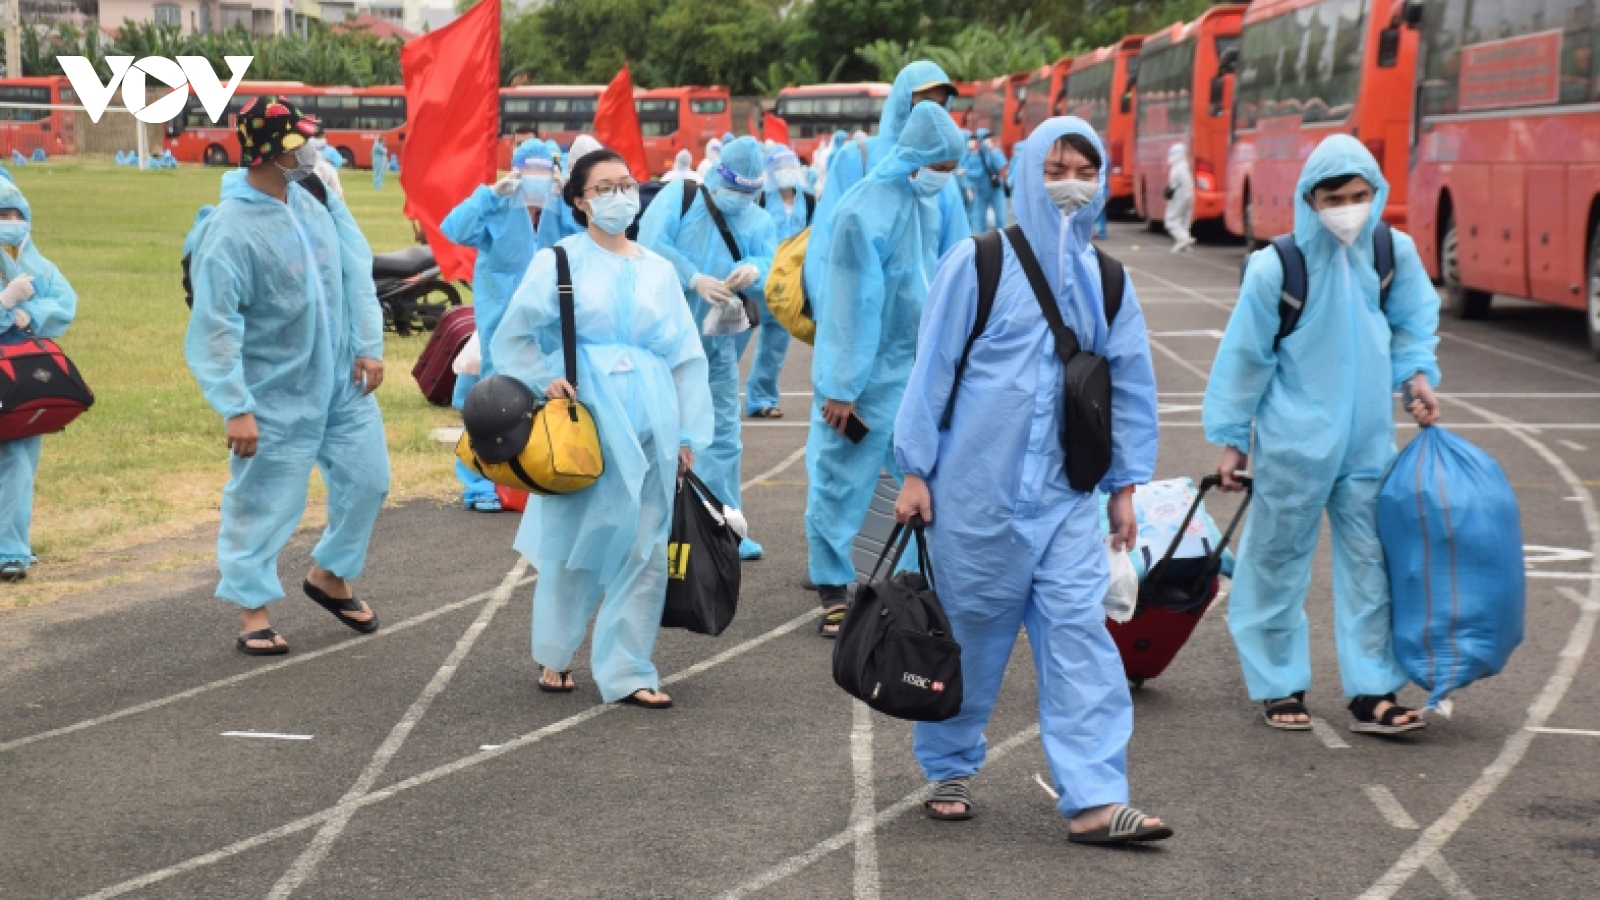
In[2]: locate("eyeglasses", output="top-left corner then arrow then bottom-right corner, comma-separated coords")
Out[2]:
585,180 -> 639,198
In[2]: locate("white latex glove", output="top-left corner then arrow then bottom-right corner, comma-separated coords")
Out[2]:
690,273 -> 736,305
702,297 -> 751,337
724,264 -> 759,293
491,172 -> 522,198
10,307 -> 29,329
0,274 -> 33,310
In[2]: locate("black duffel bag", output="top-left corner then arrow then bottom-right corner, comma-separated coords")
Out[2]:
661,469 -> 741,636
832,518 -> 962,722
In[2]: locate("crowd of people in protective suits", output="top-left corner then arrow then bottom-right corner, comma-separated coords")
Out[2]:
0,57 -> 1448,850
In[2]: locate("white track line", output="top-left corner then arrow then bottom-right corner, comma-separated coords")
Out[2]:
76,607 -> 824,900
1308,717 -> 1350,749
1149,339 -> 1211,382
218,732 -> 313,741
1439,332 -> 1600,387
1362,785 -> 1477,899
742,445 -> 807,490
0,574 -> 536,754
1558,586 -> 1600,612
1127,266 -> 1234,312
265,561 -> 528,899
849,701 -> 879,900
1359,399 -> 1599,900
1525,726 -> 1600,737
713,724 -> 1042,900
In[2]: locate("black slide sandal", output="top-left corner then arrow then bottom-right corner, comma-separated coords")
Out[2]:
538,669 -> 575,693
1068,805 -> 1173,846
303,580 -> 380,635
236,628 -> 288,656
1263,691 -> 1312,731
619,689 -> 673,709
924,780 -> 975,821
1349,693 -> 1427,735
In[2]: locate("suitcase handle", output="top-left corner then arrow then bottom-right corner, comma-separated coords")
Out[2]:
1147,475 -> 1254,578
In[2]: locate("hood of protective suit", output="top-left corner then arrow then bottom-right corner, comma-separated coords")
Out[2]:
705,137 -> 722,160
1012,116 -> 1108,297
513,138 -> 552,169
765,147 -> 800,173
869,102 -> 965,184
1294,134 -> 1389,252
1167,143 -> 1186,166
568,135 -> 604,170
672,148 -> 692,172
707,136 -> 765,193
880,60 -> 956,146
0,178 -> 31,221
831,130 -> 847,149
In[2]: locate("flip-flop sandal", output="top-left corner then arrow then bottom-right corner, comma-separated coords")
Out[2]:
236,627 -> 289,656
924,780 -> 975,821
749,407 -> 784,419
1262,691 -> 1313,731
0,562 -> 26,583
1068,805 -> 1173,846
303,580 -> 380,635
618,689 -> 673,709
1349,693 -> 1427,735
819,606 -> 849,639
538,668 -> 575,693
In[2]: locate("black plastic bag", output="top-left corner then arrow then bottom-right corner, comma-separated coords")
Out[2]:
661,469 -> 741,636
833,518 -> 963,722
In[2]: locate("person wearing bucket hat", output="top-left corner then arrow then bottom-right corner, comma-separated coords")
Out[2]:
185,95 -> 390,656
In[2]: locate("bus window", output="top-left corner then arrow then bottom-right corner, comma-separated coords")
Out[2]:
1236,0 -> 1365,128
690,98 -> 726,114
1137,37 -> 1196,134
1066,60 -> 1114,132
0,86 -> 50,121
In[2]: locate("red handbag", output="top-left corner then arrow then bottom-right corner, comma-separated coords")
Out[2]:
0,335 -> 94,441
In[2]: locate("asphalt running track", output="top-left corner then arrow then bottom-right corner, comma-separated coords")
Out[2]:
2,225 -> 1598,899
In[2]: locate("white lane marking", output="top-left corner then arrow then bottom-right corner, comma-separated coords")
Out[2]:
1127,266 -> 1233,312
1031,772 -> 1059,800
0,575 -> 537,754
849,701 -> 879,900
1427,856 -> 1479,900
1527,572 -> 1600,580
1558,586 -> 1600,612
1439,332 -> 1600,387
1149,329 -> 1224,338
219,732 -> 313,741
1363,784 -> 1418,829
1309,717 -> 1351,749
1149,339 -> 1211,382
1158,403 -> 1204,414
478,744 -> 501,750
713,725 -> 1042,900
76,607 -> 825,900
742,445 -> 807,490
1526,726 -> 1600,737
1560,440 -> 1588,452
1359,399 -> 1599,900
265,561 -> 529,899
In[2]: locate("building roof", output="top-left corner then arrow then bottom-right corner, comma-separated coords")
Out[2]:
330,14 -> 417,41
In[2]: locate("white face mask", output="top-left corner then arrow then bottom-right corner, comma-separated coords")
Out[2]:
773,167 -> 803,191
913,168 -> 951,197
1318,202 -> 1372,245
1045,178 -> 1099,215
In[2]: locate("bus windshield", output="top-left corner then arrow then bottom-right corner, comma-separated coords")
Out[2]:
636,98 -> 679,137
1235,0 -> 1367,129
1066,60 -> 1114,132
1137,36 -> 1196,134
773,93 -> 885,139
500,94 -> 597,136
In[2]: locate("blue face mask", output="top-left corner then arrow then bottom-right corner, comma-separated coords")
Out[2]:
587,189 -> 640,235
912,168 -> 951,197
714,188 -> 755,214
519,176 -> 551,207
0,221 -> 29,248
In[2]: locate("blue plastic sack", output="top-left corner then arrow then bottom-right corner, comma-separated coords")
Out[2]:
1378,427 -> 1525,710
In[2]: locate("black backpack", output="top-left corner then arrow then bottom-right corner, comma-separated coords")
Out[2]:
182,174 -> 333,309
941,225 -> 1126,493
1245,223 -> 1396,349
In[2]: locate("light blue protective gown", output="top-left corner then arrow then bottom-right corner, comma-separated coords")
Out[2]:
1203,135 -> 1441,702
0,180 -> 77,572
963,130 -> 1008,233
371,139 -> 387,189
732,148 -> 809,416
637,136 -> 777,518
441,139 -> 555,507
492,234 -> 713,702
803,61 -> 972,316
186,170 -> 391,609
804,103 -> 967,589
895,117 -> 1159,818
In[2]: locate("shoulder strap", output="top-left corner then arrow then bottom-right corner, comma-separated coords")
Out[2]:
553,245 -> 578,388
803,191 -> 815,225
1003,225 -> 1081,364
697,184 -> 743,262
1093,248 -> 1125,328
1267,234 -> 1307,351
681,180 -> 696,217
1373,221 -> 1395,312
940,231 -> 1004,430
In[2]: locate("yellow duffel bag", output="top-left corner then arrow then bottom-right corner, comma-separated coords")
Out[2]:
763,227 -> 816,345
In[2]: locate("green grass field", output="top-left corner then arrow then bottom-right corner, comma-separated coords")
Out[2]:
11,159 -> 467,569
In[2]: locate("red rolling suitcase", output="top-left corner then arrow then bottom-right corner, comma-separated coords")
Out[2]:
411,306 -> 474,407
1109,475 -> 1253,687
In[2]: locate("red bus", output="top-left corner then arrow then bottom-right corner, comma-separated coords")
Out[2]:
1225,0 -> 1421,244
635,86 -> 733,176
998,71 -> 1030,155
968,76 -> 1007,137
496,85 -> 604,169
950,81 -> 980,130
1063,37 -> 1146,215
0,76 -> 76,157
166,82 -> 406,168
1411,0 -> 1600,347
1133,4 -> 1245,228
773,83 -> 891,162
1020,58 -> 1076,138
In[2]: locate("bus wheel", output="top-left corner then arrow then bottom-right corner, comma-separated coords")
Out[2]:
1587,226 -> 1600,359
1442,215 -> 1492,320
204,145 -> 228,166
337,147 -> 356,169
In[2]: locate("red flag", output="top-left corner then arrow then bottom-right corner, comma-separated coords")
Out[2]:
764,114 -> 789,146
400,0 -> 500,282
593,64 -> 649,182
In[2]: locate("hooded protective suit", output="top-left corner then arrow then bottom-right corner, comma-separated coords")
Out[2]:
804,103 -> 967,589
442,138 -> 555,507
662,148 -> 697,183
537,136 -> 605,249
637,137 -> 777,523
895,117 -> 1158,818
695,137 -> 723,181
731,146 -> 809,416
803,62 -> 972,316
371,137 -> 388,190
0,180 -> 77,573
186,170 -> 390,609
1203,135 -> 1441,702
962,128 -> 1008,233
492,234 -> 713,702
1164,143 -> 1195,251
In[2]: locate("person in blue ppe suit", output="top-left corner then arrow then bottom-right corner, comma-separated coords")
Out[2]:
814,129 -> 848,194
736,146 -> 809,420
1204,134 -> 1442,735
185,97 -> 388,656
804,61 -> 972,317
442,138 -> 557,512
638,136 -> 777,562
537,135 -> 603,249
806,102 -> 967,636
0,181 -> 76,583
963,128 -> 1008,233
493,149 -> 713,707
894,118 -> 1169,842
371,136 -> 388,190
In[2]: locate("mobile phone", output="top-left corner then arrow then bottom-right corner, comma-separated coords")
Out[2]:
843,411 -> 870,444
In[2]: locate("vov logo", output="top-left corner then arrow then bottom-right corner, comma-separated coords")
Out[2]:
57,56 -> 252,125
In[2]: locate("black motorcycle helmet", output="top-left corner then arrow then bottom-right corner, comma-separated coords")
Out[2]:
462,375 -> 536,464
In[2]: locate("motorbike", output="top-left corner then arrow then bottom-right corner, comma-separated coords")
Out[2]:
373,244 -> 461,336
